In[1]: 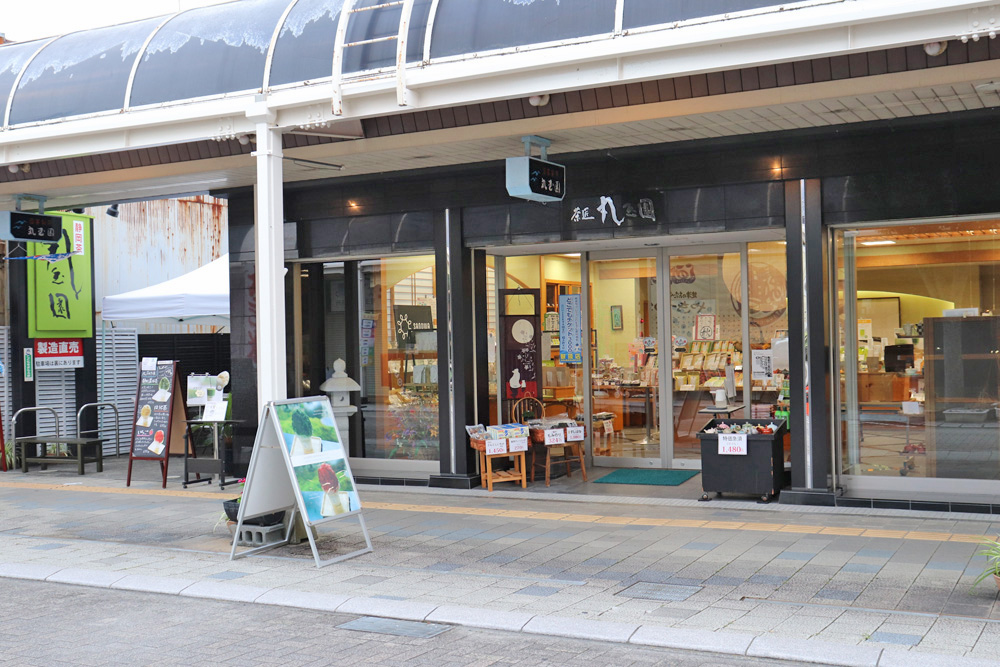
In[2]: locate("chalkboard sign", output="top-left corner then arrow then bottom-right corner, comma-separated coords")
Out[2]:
127,358 -> 189,488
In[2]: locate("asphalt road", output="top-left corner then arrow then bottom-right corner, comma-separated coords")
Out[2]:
0,579 -> 816,666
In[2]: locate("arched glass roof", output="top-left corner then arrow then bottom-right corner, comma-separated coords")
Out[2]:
0,0 -> 799,127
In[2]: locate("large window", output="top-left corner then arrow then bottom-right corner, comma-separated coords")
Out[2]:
834,220 -> 1000,481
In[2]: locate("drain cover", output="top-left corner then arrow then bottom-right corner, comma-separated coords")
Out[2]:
338,616 -> 450,639
618,582 -> 702,601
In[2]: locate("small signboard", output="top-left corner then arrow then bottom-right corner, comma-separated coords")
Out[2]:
23,348 -> 33,382
0,210 -> 63,242
231,397 -> 372,568
34,338 -> 83,369
187,373 -> 225,406
127,359 -> 191,488
718,433 -> 748,455
393,305 -> 433,348
202,401 -> 228,422
485,438 -> 507,455
544,428 -> 566,446
508,437 -> 528,452
566,426 -> 585,441
695,314 -> 716,341
603,419 -> 615,434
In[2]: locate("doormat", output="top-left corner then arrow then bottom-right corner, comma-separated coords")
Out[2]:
593,469 -> 700,486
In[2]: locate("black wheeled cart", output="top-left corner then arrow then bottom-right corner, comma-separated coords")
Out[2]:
697,419 -> 788,503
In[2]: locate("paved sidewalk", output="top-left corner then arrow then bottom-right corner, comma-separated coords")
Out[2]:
2,474 -> 1000,665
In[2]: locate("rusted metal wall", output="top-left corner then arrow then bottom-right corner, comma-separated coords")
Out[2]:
91,195 -> 228,334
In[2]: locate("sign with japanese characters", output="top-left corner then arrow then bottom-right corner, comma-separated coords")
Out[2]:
0,211 -> 63,243
506,156 -> 566,202
27,212 -> 93,338
34,338 -> 83,369
570,194 -> 657,227
718,433 -> 748,455
558,294 -> 583,363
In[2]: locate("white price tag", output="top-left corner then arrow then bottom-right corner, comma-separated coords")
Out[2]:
141,357 -> 157,371
566,426 -> 585,441
603,419 -> 615,434
508,437 -> 528,452
485,438 -> 507,455
544,429 -> 566,445
718,433 -> 748,455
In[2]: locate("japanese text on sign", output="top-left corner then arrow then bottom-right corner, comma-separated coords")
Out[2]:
558,293 -> 582,363
508,437 -> 528,452
485,439 -> 507,455
718,433 -> 748,455
566,426 -> 585,441
544,429 -> 566,445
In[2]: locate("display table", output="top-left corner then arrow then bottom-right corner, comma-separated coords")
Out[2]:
14,436 -> 105,475
470,437 -> 527,492
183,419 -> 243,489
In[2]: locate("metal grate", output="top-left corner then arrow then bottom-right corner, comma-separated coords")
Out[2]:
337,616 -> 450,639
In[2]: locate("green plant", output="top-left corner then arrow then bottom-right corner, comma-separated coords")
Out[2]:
971,536 -> 1000,589
291,410 -> 313,437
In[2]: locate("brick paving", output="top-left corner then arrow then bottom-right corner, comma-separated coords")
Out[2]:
2,470 -> 1000,664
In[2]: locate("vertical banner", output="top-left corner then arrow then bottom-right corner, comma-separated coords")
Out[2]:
558,294 -> 583,363
27,213 -> 93,338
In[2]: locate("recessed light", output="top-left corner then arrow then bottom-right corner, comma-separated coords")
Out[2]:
860,240 -> 896,246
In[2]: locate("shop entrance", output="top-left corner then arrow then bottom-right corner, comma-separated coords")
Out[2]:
588,242 -> 790,470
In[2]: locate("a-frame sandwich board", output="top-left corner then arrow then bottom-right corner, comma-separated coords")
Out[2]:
230,396 -> 372,567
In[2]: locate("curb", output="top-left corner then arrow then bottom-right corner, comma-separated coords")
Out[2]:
2,565 -> 993,667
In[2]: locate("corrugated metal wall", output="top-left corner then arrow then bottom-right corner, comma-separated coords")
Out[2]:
91,195 -> 228,335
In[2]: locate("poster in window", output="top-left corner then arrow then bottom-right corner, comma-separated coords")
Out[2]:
394,305 -> 433,348
505,317 -> 538,399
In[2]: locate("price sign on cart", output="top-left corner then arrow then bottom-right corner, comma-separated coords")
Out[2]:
544,429 -> 566,445
718,433 -> 748,455
508,437 -> 528,452
485,439 -> 508,455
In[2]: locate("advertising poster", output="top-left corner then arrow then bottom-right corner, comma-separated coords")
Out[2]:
272,398 -> 361,524
27,213 -> 93,338
187,373 -> 227,406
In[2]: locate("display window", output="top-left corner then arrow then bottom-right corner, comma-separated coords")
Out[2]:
833,219 -> 1000,482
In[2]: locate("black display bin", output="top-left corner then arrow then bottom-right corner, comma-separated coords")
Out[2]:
697,419 -> 788,503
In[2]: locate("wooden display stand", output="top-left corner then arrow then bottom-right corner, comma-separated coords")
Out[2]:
470,437 -> 527,491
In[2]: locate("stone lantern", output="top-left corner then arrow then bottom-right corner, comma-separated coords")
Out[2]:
319,359 -> 361,440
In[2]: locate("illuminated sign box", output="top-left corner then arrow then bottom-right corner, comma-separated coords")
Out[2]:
506,156 -> 566,203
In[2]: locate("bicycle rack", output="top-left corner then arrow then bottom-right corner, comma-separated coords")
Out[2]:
77,402 -> 122,458
10,406 -> 62,463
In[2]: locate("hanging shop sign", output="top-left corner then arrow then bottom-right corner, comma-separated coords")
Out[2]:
393,305 -> 433,348
27,213 -> 93,338
231,397 -> 372,567
0,211 -> 63,242
33,338 -> 83,369
558,294 -> 583,363
506,156 -> 566,203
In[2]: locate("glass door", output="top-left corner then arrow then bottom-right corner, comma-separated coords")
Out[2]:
588,254 -> 661,467
666,246 -> 748,467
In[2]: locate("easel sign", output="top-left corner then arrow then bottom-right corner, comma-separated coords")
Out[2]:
230,396 -> 372,567
127,358 -> 190,488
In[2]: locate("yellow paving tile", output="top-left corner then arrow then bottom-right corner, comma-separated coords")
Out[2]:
740,523 -> 784,532
630,518 -> 673,526
906,531 -> 955,541
531,513 -> 570,521
779,525 -> 823,534
949,534 -> 986,544
862,530 -> 908,539
670,519 -> 708,528
496,511 -> 539,518
561,515 -> 602,522
703,521 -> 745,530
819,527 -> 865,536
594,517 -> 636,525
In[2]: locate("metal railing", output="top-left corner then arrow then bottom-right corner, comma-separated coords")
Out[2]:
77,402 -> 122,457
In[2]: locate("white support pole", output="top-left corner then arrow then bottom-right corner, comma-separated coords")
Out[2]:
253,121 -> 287,409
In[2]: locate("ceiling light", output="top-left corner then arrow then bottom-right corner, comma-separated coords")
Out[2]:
923,42 -> 947,57
860,239 -> 896,246
528,94 -> 550,107
561,253 -> 580,258
106,204 -> 119,218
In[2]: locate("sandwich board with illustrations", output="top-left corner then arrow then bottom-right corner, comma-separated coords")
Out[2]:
229,396 -> 372,567
127,358 -> 190,488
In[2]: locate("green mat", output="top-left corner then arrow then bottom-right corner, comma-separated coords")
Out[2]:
593,469 -> 700,486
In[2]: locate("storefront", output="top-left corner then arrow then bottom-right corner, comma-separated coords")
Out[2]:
224,108 -> 1000,510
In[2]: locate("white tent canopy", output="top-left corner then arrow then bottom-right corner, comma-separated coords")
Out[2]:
101,254 -> 230,325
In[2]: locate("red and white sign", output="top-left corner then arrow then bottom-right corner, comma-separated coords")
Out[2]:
508,437 -> 528,452
566,426 -> 585,441
34,338 -> 84,369
544,429 -> 566,446
73,220 -> 85,255
485,438 -> 507,455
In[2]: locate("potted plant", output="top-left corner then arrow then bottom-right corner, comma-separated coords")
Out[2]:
971,536 -> 1000,590
221,479 -> 284,527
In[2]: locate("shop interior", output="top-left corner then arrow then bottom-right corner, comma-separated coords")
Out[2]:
836,219 -> 1000,481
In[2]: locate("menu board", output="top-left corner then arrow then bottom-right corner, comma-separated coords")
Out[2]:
131,360 -> 177,458
272,398 -> 361,524
127,358 -> 188,488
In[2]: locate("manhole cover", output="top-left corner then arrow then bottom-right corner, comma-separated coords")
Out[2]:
337,616 -> 451,639
618,582 -> 702,601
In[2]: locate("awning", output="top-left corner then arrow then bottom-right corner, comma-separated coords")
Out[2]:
101,254 -> 230,325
